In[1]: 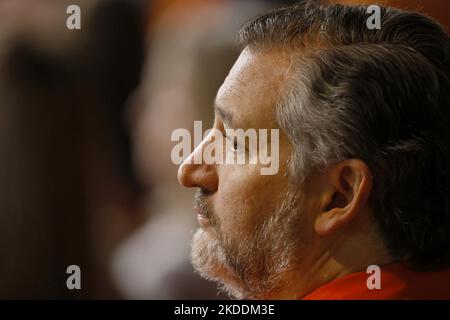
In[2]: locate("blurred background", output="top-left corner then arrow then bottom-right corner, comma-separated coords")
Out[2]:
0,0 -> 448,299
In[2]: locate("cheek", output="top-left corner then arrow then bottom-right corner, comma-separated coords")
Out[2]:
213,164 -> 287,238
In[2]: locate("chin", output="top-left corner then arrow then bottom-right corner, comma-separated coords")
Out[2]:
190,228 -> 247,299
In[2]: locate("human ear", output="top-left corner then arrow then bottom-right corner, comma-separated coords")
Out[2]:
315,159 -> 373,236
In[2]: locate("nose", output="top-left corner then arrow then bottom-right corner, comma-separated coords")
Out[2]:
177,145 -> 218,193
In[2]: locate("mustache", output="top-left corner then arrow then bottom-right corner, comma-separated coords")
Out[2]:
194,190 -> 215,223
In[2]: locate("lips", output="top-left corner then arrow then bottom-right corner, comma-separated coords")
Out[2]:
194,190 -> 214,228
194,205 -> 211,228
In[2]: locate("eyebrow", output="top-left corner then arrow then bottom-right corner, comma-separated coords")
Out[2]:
214,101 -> 235,128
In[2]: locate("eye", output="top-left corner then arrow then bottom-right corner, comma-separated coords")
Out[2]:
231,137 -> 239,151
222,131 -> 241,152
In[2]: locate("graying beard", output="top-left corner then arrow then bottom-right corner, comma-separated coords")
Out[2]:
191,186 -> 301,299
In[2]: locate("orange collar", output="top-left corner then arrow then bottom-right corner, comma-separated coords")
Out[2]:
303,263 -> 450,300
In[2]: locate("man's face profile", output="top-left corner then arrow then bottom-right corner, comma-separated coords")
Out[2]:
178,49 -> 308,299
177,48 -> 371,299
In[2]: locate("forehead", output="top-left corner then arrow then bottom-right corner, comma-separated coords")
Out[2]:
216,48 -> 293,129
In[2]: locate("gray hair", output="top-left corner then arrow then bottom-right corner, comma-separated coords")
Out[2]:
239,1 -> 450,270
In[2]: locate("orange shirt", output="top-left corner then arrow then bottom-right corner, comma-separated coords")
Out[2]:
303,263 -> 450,300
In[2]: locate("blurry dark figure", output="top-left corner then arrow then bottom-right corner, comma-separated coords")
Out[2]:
0,0 -> 147,299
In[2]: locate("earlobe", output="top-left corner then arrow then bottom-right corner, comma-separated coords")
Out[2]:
314,159 -> 373,236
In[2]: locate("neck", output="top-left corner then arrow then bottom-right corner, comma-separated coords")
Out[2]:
271,213 -> 393,299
